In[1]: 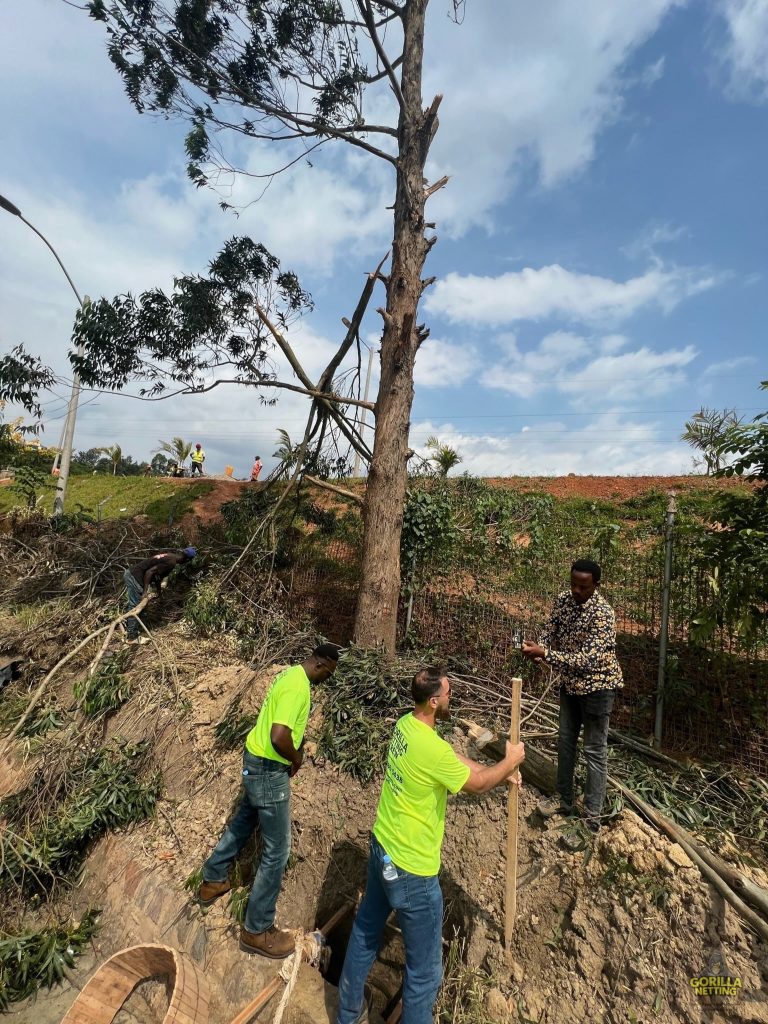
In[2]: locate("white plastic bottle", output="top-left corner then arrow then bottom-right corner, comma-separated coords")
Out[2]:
382,854 -> 398,882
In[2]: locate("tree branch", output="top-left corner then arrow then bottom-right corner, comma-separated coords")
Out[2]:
316,250 -> 389,393
358,0 -> 405,111
255,306 -> 373,462
304,474 -> 364,505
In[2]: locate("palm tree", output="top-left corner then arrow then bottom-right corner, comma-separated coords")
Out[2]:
680,408 -> 743,475
97,443 -> 123,475
154,437 -> 193,469
425,436 -> 462,478
272,429 -> 297,472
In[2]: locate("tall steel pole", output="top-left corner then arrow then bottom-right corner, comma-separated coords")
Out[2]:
654,492 -> 677,748
0,193 -> 86,515
353,343 -> 375,478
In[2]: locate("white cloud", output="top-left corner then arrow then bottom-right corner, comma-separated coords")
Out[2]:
425,262 -> 719,327
640,56 -> 667,87
479,331 -> 698,401
623,221 -> 689,260
719,0 -> 768,102
414,338 -> 476,388
701,355 -> 757,377
410,411 -> 693,476
423,0 -> 682,235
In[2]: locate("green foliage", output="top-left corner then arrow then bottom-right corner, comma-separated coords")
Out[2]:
220,485 -> 281,545
598,851 -> 669,910
301,501 -> 338,535
71,237 -> 312,399
74,653 -> 132,717
681,406 -> 743,475
10,465 -> 53,509
690,383 -> 768,642
214,698 -> 253,749
0,345 -> 55,420
227,887 -> 249,925
401,487 -> 457,591
317,646 -> 413,783
96,443 -> 122,475
87,2 -> 368,189
155,436 -> 193,468
0,909 -> 100,1010
425,436 -> 463,478
435,936 -> 495,1024
185,579 -> 241,635
0,694 -> 65,740
0,473 -> 211,521
0,742 -> 160,893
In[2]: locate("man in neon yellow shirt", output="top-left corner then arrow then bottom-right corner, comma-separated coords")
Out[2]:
336,667 -> 525,1024
190,443 -> 205,476
198,644 -> 339,958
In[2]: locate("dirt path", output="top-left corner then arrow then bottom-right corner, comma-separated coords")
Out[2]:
173,476 -> 250,530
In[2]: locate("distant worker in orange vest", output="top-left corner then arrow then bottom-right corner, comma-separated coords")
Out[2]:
190,443 -> 206,476
250,455 -> 263,482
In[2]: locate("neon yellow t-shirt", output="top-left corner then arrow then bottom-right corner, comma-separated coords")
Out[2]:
245,665 -> 310,765
373,713 -> 470,876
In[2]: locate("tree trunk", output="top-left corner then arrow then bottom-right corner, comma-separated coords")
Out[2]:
353,0 -> 435,653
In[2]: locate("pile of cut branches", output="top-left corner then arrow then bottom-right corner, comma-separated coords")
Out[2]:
317,646 -> 424,783
0,740 -> 160,896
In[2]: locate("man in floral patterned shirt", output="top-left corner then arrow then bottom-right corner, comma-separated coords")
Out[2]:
522,559 -> 623,842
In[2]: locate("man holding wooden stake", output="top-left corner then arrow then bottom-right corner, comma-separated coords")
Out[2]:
335,667 -> 524,1024
521,558 -> 623,846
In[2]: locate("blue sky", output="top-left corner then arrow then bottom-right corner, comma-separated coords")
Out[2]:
1,0 -> 766,477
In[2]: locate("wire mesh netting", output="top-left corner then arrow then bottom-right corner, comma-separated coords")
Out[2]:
279,516 -> 768,777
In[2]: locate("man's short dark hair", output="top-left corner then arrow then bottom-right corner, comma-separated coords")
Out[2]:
571,559 -> 601,584
412,666 -> 446,704
312,643 -> 340,663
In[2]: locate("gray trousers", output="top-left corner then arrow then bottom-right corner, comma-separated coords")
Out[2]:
556,687 -> 615,820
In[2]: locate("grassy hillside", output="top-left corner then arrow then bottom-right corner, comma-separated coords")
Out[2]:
0,476 -> 213,525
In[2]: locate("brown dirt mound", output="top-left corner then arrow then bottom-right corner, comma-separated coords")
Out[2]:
10,646 -> 765,1024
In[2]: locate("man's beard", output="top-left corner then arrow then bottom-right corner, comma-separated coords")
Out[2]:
436,704 -> 451,722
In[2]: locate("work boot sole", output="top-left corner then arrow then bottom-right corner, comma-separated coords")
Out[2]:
239,939 -> 293,959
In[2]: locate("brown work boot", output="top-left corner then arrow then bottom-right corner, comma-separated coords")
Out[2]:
239,925 -> 296,959
198,879 -> 231,905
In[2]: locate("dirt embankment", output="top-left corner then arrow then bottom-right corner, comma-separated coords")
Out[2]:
7,636 -> 766,1024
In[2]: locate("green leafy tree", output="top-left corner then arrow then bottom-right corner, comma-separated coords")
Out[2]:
155,437 -> 193,469
691,382 -> 768,641
151,452 -> 171,474
0,346 -> 55,421
680,407 -> 743,475
10,466 -> 52,509
75,448 -> 104,470
62,0 -> 461,653
425,436 -> 463,478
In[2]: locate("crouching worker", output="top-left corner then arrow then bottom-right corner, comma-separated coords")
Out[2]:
335,667 -> 525,1024
198,644 -> 340,957
123,547 -> 196,644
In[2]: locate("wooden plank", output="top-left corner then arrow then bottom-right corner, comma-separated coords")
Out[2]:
504,678 -> 522,949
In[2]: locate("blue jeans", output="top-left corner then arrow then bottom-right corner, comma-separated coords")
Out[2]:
123,568 -> 143,639
190,461 -> 204,476
557,687 -> 615,820
336,835 -> 443,1024
202,751 -> 291,934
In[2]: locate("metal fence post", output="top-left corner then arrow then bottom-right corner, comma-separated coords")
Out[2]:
654,492 -> 677,748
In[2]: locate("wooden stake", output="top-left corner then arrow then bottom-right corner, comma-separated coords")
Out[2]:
504,677 -> 522,949
229,977 -> 282,1024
